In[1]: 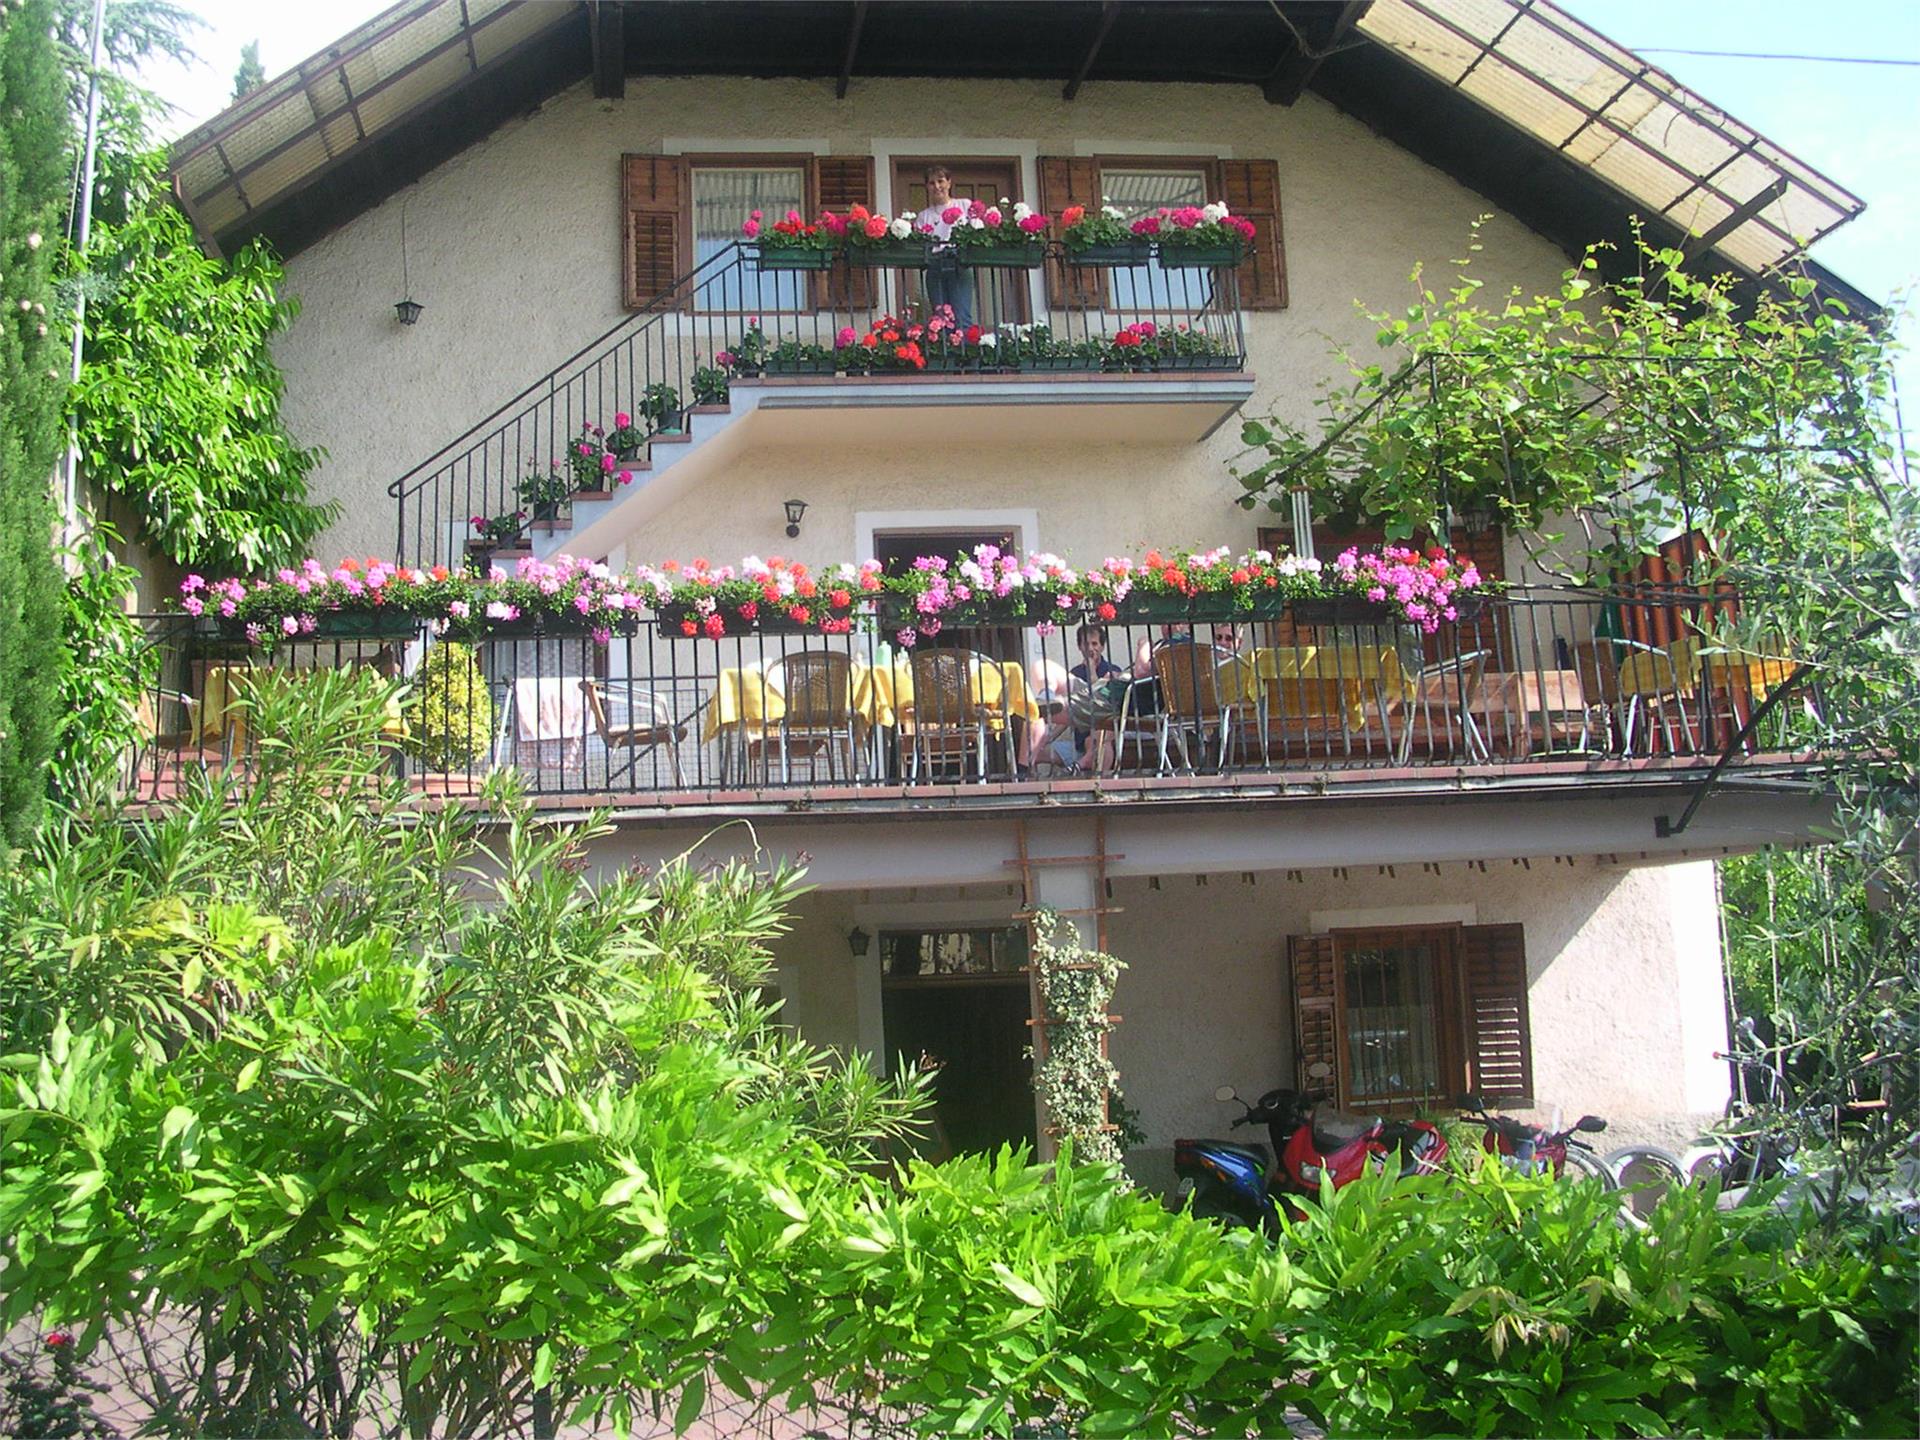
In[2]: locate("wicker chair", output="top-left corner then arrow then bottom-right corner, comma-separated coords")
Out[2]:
900,648 -> 1006,781
745,651 -> 863,784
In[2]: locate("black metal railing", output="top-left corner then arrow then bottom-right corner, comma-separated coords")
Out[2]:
387,240 -> 1247,573
125,588 -> 1819,805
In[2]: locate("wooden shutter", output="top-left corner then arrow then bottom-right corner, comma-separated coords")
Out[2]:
1038,155 -> 1106,310
1460,924 -> 1533,1104
1288,933 -> 1340,1099
813,155 -> 876,311
1215,158 -> 1287,310
622,154 -> 687,310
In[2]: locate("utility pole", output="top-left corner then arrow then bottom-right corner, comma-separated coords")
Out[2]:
62,0 -> 107,545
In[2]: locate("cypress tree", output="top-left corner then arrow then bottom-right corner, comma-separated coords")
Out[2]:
0,0 -> 71,845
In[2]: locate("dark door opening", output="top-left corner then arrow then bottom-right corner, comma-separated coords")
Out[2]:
880,927 -> 1036,1156
874,530 -> 1023,662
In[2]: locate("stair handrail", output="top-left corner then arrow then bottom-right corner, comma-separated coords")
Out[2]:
386,241 -> 749,505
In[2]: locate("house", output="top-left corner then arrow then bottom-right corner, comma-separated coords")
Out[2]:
152,0 -> 1869,1180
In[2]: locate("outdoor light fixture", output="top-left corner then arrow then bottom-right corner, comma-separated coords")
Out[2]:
393,194 -> 422,325
847,925 -> 870,957
784,497 -> 808,538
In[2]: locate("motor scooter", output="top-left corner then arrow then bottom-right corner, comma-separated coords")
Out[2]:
1175,1081 -> 1448,1230
1456,1093 -> 1611,1183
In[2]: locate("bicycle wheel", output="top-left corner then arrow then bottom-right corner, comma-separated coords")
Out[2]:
1560,1147 -> 1616,1189
1607,1145 -> 1686,1222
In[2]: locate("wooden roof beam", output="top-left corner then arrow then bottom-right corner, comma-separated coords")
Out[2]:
1063,1 -> 1119,102
836,1 -> 868,99
1265,0 -> 1369,105
590,0 -> 625,100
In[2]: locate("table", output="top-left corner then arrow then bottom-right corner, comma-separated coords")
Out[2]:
1220,646 -> 1407,733
703,655 -> 1040,780
1480,669 -> 1595,753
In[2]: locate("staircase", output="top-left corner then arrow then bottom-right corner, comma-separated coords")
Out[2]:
388,240 -> 1249,571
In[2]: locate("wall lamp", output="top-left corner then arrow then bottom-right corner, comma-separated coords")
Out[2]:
393,297 -> 424,326
784,497 -> 809,538
847,925 -> 871,958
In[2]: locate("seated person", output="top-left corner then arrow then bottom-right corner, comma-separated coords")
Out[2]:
1033,624 -> 1123,775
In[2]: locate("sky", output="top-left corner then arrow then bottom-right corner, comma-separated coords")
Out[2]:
142,0 -> 1919,422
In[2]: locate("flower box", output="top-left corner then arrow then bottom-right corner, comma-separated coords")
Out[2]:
1157,241 -> 1244,270
847,241 -> 931,269
959,242 -> 1046,270
1065,241 -> 1153,268
752,245 -> 835,271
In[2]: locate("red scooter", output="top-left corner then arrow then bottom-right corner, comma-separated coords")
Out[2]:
1457,1093 -> 1611,1183
1176,1084 -> 1449,1230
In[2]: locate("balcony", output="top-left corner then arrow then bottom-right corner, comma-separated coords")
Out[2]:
128,588 -> 1825,838
389,241 -> 1253,572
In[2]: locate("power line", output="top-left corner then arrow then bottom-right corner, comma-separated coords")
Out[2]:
1632,46 -> 1920,67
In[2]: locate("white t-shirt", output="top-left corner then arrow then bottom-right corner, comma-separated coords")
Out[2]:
915,199 -> 963,241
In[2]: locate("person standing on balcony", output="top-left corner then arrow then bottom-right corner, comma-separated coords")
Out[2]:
916,165 -> 974,328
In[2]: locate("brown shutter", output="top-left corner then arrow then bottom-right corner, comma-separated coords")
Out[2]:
1288,933 -> 1341,1100
1460,924 -> 1533,1104
1038,155 -> 1106,310
622,154 -> 688,310
1448,524 -> 1509,665
812,155 -> 876,312
1215,158 -> 1287,310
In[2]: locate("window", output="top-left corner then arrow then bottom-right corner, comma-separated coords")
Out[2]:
882,927 -> 1029,979
1289,924 -> 1534,1108
691,161 -> 809,309
1100,164 -> 1211,312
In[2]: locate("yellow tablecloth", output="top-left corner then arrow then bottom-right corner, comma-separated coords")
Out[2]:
703,656 -> 1040,742
1219,646 -> 1407,730
196,663 -> 252,747
1618,639 -> 1796,702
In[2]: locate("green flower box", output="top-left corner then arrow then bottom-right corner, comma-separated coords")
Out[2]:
959,242 -> 1046,269
753,245 -> 835,271
1289,596 -> 1397,626
1065,241 -> 1153,267
1156,241 -> 1244,270
847,240 -> 931,269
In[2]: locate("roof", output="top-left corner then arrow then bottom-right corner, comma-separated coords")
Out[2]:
168,0 -> 1871,307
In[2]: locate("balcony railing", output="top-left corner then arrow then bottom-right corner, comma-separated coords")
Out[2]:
125,588 -> 1817,807
387,240 -> 1246,573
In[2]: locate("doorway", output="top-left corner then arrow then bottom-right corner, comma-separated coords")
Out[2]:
874,529 -> 1023,662
879,926 -> 1036,1155
892,156 -> 1031,327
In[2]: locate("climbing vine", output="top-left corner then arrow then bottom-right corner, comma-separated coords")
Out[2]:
1028,910 -> 1128,1171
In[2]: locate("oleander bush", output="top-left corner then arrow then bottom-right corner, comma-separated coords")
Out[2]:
2,677 -> 1914,1439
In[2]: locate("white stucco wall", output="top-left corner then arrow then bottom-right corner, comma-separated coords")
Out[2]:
272,75 -> 1572,567
770,857 -> 1730,1189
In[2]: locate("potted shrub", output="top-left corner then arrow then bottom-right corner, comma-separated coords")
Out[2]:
1057,202 -> 1152,267
605,410 -> 647,461
518,463 -> 573,522
467,510 -> 526,572
717,320 -> 768,378
691,365 -> 730,406
639,381 -> 685,434
949,199 -> 1049,268
1136,203 -> 1256,268
763,338 -> 831,375
404,640 -> 494,771
741,208 -> 836,270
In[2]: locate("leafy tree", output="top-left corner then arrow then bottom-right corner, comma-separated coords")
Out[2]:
0,0 -> 73,846
230,37 -> 262,100
69,150 -> 335,573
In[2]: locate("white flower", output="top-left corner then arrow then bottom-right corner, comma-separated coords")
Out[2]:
25,232 -> 41,250
1012,201 -> 1032,221
968,217 -> 985,229
1202,201 -> 1227,223
888,216 -> 911,239
979,332 -> 997,346
999,196 -> 1011,205
1101,205 -> 1124,220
